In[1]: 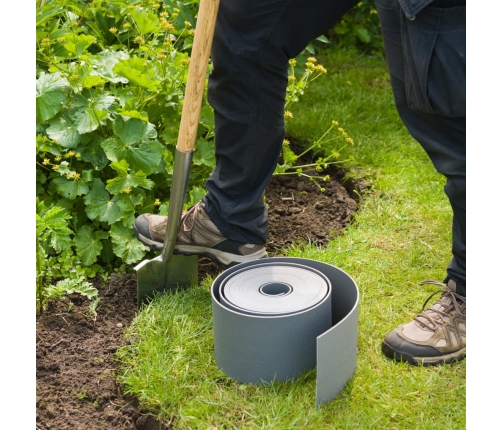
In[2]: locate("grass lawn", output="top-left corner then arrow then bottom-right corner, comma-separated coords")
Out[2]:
117,47 -> 466,429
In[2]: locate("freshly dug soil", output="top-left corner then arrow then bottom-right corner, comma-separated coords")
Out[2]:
36,162 -> 369,430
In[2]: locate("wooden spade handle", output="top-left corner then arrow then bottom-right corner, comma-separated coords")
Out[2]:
176,0 -> 220,153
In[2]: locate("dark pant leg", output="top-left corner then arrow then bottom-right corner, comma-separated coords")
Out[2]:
374,0 -> 466,294
204,0 -> 359,244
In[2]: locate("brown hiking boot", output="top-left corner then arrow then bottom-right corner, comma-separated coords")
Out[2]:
382,280 -> 466,366
134,201 -> 268,269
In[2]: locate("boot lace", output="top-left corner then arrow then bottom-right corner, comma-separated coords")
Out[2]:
414,280 -> 466,331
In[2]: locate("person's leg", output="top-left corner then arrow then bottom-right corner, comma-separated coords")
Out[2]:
135,0 -> 359,267
375,0 -> 466,365
204,0 -> 360,244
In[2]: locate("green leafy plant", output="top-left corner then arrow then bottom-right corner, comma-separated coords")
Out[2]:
329,1 -> 384,53
35,0 -> 351,276
36,0 -> 214,271
36,199 -> 99,312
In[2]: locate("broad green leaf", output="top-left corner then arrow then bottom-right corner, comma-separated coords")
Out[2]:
53,177 -> 89,200
115,193 -> 144,228
47,112 -> 80,148
130,8 -> 161,34
81,74 -> 106,89
84,179 -> 121,224
91,50 -> 129,84
36,206 -> 73,252
162,149 -> 175,175
193,139 -> 215,167
121,140 -> 163,175
74,107 -> 108,134
36,73 -> 69,123
63,34 -> 95,57
119,110 -> 149,121
78,107 -> 108,133
114,57 -> 160,91
92,94 -> 115,111
78,135 -> 108,170
74,225 -> 108,265
113,115 -> 157,145
354,26 -> 371,43
102,136 -> 128,162
188,186 -> 206,207
106,160 -> 154,194
110,223 -> 149,264
315,35 -> 329,43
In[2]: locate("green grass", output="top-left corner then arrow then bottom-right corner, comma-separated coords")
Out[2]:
116,47 -> 466,429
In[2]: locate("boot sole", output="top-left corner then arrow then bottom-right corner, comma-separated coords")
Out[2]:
381,341 -> 466,366
134,228 -> 268,269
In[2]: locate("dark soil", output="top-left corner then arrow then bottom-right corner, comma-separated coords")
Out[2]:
36,161 -> 369,430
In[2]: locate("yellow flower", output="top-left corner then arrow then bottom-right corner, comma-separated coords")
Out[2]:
73,173 -> 81,181
55,156 -> 62,161
65,150 -> 75,158
123,22 -> 131,28
283,139 -> 290,146
124,187 -> 132,194
306,62 -> 315,70
41,38 -> 51,48
284,111 -> 294,119
346,137 -> 354,145
75,152 -> 81,158
161,19 -> 175,32
323,175 -> 330,182
153,3 -> 160,8
314,64 -> 327,74
109,27 -> 118,34
42,159 -> 51,165
53,165 -> 60,171
134,35 -> 144,44
307,57 -> 317,63
289,59 -> 297,67
180,58 -> 190,66
288,75 -> 296,82
184,21 -> 192,27
156,53 -> 167,60
188,29 -> 195,36
332,151 -> 340,159
154,199 -> 161,206
160,12 -> 169,18
332,120 -> 339,126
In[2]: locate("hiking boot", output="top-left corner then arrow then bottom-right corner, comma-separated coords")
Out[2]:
381,280 -> 466,366
133,201 -> 268,269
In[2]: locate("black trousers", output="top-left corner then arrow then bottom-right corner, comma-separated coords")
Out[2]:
375,0 -> 466,293
203,0 -> 359,245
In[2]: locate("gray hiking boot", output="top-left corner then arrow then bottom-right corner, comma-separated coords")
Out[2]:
133,201 -> 268,269
382,280 -> 466,366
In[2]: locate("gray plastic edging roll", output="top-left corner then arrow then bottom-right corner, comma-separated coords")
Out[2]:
211,257 -> 359,407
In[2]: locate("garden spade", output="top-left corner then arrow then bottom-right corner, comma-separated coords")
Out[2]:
135,0 -> 220,306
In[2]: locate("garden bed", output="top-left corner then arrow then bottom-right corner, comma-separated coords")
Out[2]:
36,166 -> 368,430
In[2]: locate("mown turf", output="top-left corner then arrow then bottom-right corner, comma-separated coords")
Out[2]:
117,47 -> 465,429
